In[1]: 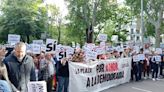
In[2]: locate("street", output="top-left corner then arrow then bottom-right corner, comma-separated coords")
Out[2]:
102,79 -> 164,92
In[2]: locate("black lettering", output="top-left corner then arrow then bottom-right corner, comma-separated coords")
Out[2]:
59,52 -> 64,59
86,77 -> 90,87
100,75 -> 103,83
46,43 -> 53,52
91,77 -> 94,86
96,64 -> 105,73
94,76 -> 97,85
53,43 -> 56,51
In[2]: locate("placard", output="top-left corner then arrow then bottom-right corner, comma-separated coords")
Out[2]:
28,81 -> 47,92
98,33 -> 107,42
85,50 -> 97,60
138,54 -> 145,60
32,44 -> 41,54
154,56 -> 161,62
133,55 -> 139,62
46,39 -> 57,53
33,40 -> 43,45
155,48 -> 162,54
8,34 -> 20,45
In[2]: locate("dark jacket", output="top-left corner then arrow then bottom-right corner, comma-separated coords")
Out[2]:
3,53 -> 36,92
56,60 -> 69,77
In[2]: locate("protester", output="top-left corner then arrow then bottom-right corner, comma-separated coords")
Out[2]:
159,52 -> 164,78
0,46 -> 19,92
143,54 -> 150,79
39,52 -> 55,92
3,42 -> 36,92
151,51 -> 161,81
32,54 -> 40,81
72,50 -> 85,62
56,57 -> 69,92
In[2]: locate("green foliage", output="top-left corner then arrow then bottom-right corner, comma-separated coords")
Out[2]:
145,22 -> 155,37
125,0 -> 164,38
0,0 -> 60,43
66,0 -> 131,44
0,0 -> 45,43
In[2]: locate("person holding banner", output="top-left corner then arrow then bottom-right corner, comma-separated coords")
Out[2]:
3,42 -> 36,92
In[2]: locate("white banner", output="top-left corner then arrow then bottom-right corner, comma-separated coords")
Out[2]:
69,58 -> 131,92
27,81 -> 47,92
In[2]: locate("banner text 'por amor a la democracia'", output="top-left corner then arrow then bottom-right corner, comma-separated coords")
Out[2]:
69,58 -> 131,92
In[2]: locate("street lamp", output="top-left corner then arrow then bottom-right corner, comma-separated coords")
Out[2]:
141,0 -> 144,48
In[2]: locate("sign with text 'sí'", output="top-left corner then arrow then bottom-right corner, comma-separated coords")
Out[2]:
46,39 -> 57,53
8,34 -> 20,45
28,81 -> 47,92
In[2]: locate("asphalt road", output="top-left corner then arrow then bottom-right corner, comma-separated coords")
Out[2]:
101,79 -> 164,92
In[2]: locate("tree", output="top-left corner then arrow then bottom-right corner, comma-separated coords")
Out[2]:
126,0 -> 164,47
0,0 -> 49,43
65,0 -> 118,43
105,7 -> 131,43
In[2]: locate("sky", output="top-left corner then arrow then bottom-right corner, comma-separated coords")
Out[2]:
45,0 -> 68,18
45,0 -> 125,17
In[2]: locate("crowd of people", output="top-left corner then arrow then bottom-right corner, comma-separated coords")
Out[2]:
0,42 -> 164,92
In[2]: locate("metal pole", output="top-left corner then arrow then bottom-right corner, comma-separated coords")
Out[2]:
141,0 -> 144,48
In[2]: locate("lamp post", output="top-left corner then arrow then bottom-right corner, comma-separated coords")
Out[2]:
141,0 -> 144,48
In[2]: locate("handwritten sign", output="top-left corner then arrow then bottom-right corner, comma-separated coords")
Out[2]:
133,55 -> 139,62
154,56 -> 161,62
85,50 -> 97,60
41,44 -> 46,52
94,47 -> 105,55
98,33 -> 107,42
28,81 -> 47,92
33,40 -> 43,45
85,43 -> 95,50
138,54 -> 145,60
155,48 -> 162,54
32,44 -> 41,54
8,34 -> 20,45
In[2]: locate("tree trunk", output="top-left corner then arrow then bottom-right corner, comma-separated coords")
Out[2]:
58,26 -> 61,44
155,26 -> 161,48
26,35 -> 30,43
86,25 -> 93,43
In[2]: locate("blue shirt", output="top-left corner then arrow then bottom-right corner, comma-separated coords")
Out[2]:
0,80 -> 12,92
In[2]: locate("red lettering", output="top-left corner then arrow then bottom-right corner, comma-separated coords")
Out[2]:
105,62 -> 118,72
